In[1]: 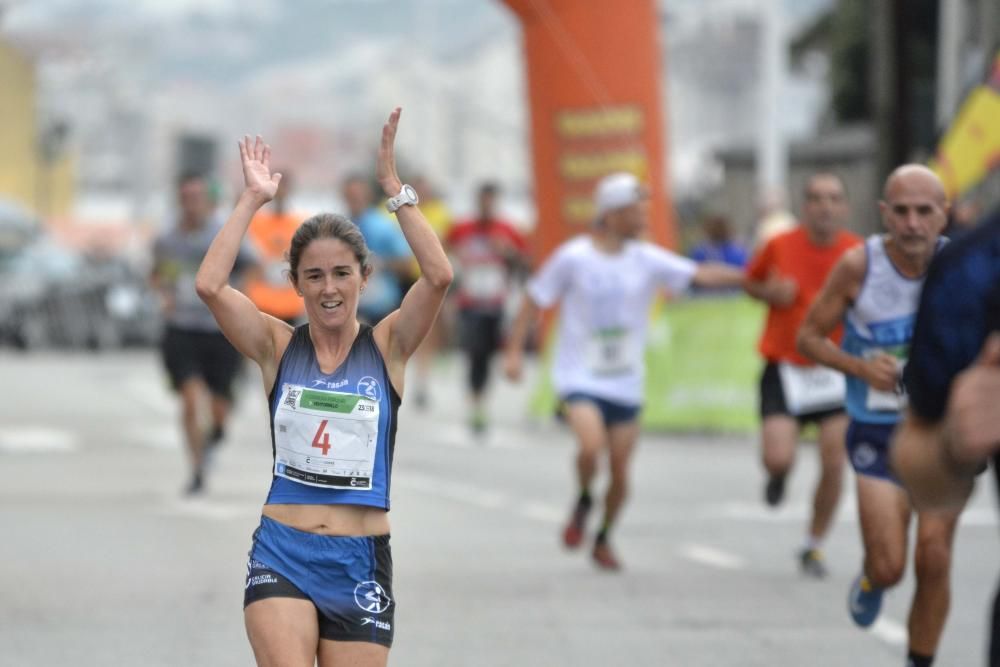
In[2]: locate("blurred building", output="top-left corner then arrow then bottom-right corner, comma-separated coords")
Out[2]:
0,35 -> 74,220
713,125 -> 876,236
710,0 -> 1000,237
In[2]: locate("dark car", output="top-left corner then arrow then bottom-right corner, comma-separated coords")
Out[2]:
0,228 -> 160,351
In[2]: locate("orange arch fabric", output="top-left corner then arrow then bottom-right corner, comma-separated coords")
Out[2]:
502,0 -> 675,263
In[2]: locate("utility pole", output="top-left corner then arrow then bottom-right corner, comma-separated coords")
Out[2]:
757,0 -> 788,200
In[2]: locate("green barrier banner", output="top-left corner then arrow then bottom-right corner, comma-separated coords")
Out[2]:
530,295 -> 766,433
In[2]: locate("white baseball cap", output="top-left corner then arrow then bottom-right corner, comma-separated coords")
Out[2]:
593,172 -> 646,221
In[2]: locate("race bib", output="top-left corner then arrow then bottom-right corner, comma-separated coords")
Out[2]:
866,357 -> 908,412
463,263 -> 506,301
586,327 -> 638,376
778,363 -> 846,416
273,385 -> 380,489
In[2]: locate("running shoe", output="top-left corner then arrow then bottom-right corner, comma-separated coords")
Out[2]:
184,469 -> 205,496
799,548 -> 828,579
205,425 -> 225,452
764,473 -> 787,507
470,409 -> 487,437
561,503 -> 590,549
592,541 -> 622,571
847,574 -> 883,627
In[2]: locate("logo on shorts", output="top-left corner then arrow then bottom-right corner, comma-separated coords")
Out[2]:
360,617 -> 392,631
357,376 -> 382,402
852,442 -> 878,470
354,580 -> 392,614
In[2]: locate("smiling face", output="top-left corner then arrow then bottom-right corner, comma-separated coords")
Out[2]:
879,165 -> 948,262
293,237 -> 367,329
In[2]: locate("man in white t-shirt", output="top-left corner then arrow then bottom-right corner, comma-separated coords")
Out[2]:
504,173 -> 744,570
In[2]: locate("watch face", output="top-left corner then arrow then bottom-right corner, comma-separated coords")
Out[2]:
403,184 -> 418,203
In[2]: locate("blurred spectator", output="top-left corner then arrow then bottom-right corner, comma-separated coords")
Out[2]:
753,186 -> 797,249
943,196 -> 981,240
342,174 -> 413,325
411,175 -> 455,409
446,182 -> 529,435
690,214 -> 748,268
245,168 -> 305,325
151,172 -> 256,495
412,175 -> 453,241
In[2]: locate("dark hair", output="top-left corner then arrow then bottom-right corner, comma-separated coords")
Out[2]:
288,213 -> 372,282
176,171 -> 206,189
478,182 -> 500,197
804,172 -> 848,199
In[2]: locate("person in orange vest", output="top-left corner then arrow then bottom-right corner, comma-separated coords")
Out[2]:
245,169 -> 305,325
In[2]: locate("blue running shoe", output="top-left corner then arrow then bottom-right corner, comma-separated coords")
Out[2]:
848,574 -> 883,627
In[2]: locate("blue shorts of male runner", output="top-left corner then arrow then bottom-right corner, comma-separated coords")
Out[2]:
244,516 -> 394,647
560,392 -> 641,427
846,420 -> 898,484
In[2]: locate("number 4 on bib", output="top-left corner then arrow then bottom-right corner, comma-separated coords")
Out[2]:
312,419 -> 332,456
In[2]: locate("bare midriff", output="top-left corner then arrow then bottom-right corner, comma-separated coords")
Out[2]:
262,503 -> 390,537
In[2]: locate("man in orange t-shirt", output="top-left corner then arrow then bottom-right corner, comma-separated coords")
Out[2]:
744,172 -> 862,578
245,170 -> 304,324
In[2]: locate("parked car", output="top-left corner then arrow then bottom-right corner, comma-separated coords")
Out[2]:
0,237 -> 161,351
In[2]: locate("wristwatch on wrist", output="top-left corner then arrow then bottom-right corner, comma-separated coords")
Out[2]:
385,184 -> 420,213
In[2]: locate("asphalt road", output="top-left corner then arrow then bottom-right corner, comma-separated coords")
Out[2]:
1,350 -> 997,666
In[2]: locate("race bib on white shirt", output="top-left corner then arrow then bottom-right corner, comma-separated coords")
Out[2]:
463,263 -> 506,301
586,327 -> 638,376
778,363 -> 846,416
273,385 -> 380,490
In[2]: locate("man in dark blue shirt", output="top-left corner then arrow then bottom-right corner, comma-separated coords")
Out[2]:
894,207 -> 1000,665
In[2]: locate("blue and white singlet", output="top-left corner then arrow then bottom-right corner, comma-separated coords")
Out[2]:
842,235 -> 945,424
265,323 -> 399,510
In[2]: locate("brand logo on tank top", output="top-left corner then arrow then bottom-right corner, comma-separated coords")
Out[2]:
358,376 -> 382,402
311,378 -> 349,390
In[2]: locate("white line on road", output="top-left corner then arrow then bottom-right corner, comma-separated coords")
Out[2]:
870,616 -> 908,647
0,427 -> 79,452
678,543 -> 747,570
516,501 -> 564,523
158,498 -> 259,521
398,472 -> 563,522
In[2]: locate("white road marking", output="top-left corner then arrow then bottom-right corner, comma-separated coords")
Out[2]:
427,423 -> 533,450
678,543 -> 747,570
869,616 -> 908,647
516,501 -> 564,523
126,427 -> 182,450
398,472 -> 563,522
158,498 -> 259,521
0,427 -> 79,452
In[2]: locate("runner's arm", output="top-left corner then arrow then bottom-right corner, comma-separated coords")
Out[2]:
503,294 -> 540,382
892,411 -> 977,510
690,262 -> 745,289
743,241 -> 797,306
894,335 -> 1000,509
795,248 -> 890,385
376,109 -> 453,366
196,136 -> 290,373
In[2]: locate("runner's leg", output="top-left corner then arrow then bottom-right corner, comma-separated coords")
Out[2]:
810,414 -> 848,547
245,597 -> 320,667
907,509 -> 961,660
318,640 -> 389,667
562,400 -> 609,547
761,414 -> 798,505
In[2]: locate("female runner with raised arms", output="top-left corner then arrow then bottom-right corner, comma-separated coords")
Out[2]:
195,108 -> 452,666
